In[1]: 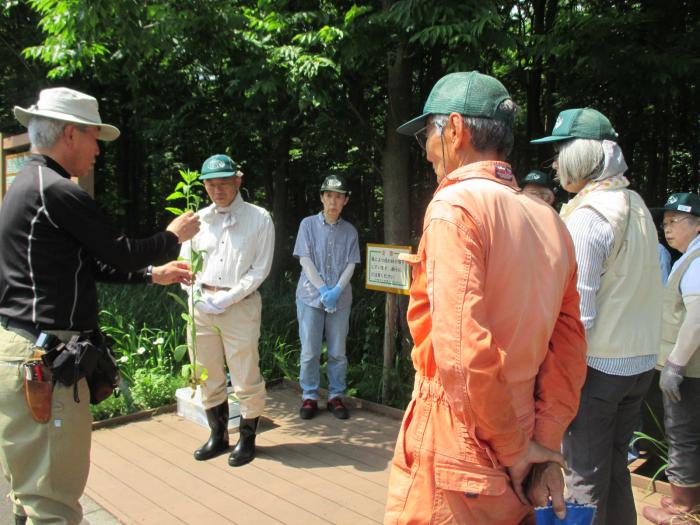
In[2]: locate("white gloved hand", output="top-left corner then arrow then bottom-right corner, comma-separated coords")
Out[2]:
209,289 -> 236,310
196,295 -> 226,315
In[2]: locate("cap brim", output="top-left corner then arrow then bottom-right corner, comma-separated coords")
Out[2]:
530,134 -> 575,144
396,113 -> 430,136
14,106 -> 121,142
199,171 -> 237,180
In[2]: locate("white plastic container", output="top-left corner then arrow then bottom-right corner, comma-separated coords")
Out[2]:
176,386 -> 240,429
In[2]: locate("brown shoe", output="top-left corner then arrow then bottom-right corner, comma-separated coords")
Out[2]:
299,399 -> 318,420
327,397 -> 349,419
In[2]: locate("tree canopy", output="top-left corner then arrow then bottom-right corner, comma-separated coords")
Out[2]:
2,0 -> 699,279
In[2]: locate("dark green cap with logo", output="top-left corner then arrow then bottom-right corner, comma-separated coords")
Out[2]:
531,108 -> 618,144
659,193 -> 700,217
200,154 -> 239,180
397,71 -> 514,136
320,174 -> 349,194
521,170 -> 555,190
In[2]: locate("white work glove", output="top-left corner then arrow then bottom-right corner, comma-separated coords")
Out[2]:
209,289 -> 236,310
196,295 -> 226,315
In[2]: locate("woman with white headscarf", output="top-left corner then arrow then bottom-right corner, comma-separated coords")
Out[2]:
532,108 -> 663,525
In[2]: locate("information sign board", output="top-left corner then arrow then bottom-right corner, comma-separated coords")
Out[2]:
365,243 -> 412,295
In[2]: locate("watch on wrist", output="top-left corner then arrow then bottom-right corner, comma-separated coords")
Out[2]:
145,265 -> 154,284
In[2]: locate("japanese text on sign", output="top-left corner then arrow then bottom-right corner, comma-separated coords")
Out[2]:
365,243 -> 412,295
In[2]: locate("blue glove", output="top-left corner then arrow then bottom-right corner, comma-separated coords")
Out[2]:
324,285 -> 342,310
660,360 -> 685,403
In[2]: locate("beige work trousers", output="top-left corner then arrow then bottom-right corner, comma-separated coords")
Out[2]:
189,291 -> 266,418
0,326 -> 92,525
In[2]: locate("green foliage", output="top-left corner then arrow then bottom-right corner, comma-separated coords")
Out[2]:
129,368 -> 186,411
90,391 -> 130,421
10,0 -> 700,417
631,403 -> 669,487
166,169 -> 205,215
99,309 -> 183,382
163,168 -> 208,390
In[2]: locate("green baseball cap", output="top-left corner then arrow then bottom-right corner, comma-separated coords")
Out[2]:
396,71 -> 514,136
531,108 -> 618,144
320,174 -> 349,194
200,154 -> 239,180
658,193 -> 700,217
521,170 -> 555,190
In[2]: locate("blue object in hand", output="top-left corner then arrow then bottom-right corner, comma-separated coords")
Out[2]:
535,502 -> 596,525
326,285 -> 343,308
319,284 -> 331,307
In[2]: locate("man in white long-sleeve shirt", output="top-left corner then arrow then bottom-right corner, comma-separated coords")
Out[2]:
293,174 -> 360,420
181,154 -> 274,467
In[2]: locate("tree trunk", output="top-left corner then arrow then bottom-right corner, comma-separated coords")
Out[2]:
380,38 -> 412,404
270,126 -> 291,285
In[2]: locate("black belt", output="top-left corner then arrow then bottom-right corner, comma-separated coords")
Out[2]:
0,315 -> 42,340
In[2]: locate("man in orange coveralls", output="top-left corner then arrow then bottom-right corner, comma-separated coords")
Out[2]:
384,71 -> 588,524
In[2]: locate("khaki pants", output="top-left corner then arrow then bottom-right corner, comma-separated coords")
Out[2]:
0,326 -> 92,525
189,291 -> 266,418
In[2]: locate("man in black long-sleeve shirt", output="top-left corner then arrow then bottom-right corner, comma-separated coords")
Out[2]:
0,87 -> 200,525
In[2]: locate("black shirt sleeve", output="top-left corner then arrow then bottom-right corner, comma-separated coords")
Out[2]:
44,177 -> 180,272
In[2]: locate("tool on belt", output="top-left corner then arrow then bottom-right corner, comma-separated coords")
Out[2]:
22,330 -> 120,423
23,358 -> 53,423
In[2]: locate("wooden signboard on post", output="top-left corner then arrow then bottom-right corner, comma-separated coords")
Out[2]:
0,132 -> 30,205
365,243 -> 412,403
365,243 -> 412,295
1,131 -> 95,205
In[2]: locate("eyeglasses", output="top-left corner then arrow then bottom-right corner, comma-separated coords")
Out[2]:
414,120 -> 445,151
524,188 -> 554,200
204,179 -> 237,190
662,216 -> 692,228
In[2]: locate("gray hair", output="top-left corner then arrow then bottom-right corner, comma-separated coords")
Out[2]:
27,117 -> 67,149
432,100 -> 518,157
556,138 -> 605,188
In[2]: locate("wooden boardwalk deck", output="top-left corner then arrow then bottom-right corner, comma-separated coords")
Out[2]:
84,383 -> 663,524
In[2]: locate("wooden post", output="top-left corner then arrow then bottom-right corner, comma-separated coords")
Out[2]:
382,292 -> 398,404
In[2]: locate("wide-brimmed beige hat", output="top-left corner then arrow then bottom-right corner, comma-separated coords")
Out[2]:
14,87 -> 120,141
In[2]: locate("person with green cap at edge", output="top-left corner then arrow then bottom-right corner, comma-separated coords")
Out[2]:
643,192 -> 700,525
180,154 -> 274,467
532,108 -> 663,525
293,173 -> 360,420
0,87 -> 200,525
383,71 -> 587,524
521,169 -> 557,206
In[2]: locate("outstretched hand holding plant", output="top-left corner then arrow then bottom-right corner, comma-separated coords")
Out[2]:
165,169 -> 209,392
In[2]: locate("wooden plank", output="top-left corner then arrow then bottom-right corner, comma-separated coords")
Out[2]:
130,417 -> 382,524
100,423 -> 353,525
156,412 -> 392,488
90,440 -> 245,524
85,463 -> 187,525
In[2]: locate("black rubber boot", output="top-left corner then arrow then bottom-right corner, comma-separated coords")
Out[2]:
228,417 -> 259,467
15,515 -> 27,525
193,402 -> 230,461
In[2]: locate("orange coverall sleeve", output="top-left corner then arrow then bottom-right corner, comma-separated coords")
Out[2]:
534,266 -> 588,451
425,202 -> 528,467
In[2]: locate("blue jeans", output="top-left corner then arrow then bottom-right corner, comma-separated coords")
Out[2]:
296,298 -> 350,400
